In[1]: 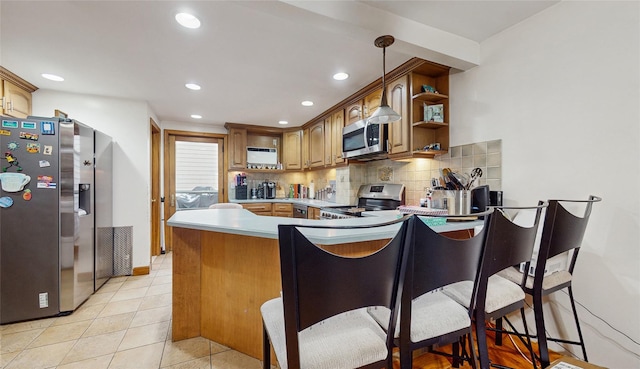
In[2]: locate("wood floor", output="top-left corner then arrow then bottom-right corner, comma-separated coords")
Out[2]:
395,327 -> 563,369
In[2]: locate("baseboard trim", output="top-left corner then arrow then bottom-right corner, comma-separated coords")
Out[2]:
132,266 -> 150,276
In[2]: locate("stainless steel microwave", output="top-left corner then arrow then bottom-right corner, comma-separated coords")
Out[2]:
342,119 -> 388,160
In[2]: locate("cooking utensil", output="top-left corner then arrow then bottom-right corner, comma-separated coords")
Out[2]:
447,172 -> 464,190
466,167 -> 483,189
455,172 -> 469,189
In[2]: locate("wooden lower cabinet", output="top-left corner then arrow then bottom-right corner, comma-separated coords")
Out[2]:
242,202 -> 292,217
308,206 -> 321,220
241,203 -> 272,216
272,203 -> 292,217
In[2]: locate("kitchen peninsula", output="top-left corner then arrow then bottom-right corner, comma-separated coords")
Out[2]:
167,207 -> 481,360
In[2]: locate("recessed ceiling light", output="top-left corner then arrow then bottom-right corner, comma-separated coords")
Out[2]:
278,121 -> 288,125
185,83 -> 201,90
191,114 -> 202,119
333,72 -> 349,80
175,13 -> 201,29
41,73 -> 64,82
301,101 -> 314,107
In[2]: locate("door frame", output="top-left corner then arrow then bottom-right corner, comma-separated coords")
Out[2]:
150,119 -> 161,257
163,129 -> 228,252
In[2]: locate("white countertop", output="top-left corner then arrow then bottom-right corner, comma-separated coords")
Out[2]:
230,198 -> 347,208
167,209 -> 483,245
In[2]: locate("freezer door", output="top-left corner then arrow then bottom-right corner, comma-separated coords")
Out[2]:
0,116 -> 60,323
94,130 -> 113,291
59,120 -> 95,312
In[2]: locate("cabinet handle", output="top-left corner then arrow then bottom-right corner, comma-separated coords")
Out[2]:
1,97 -> 5,110
170,194 -> 175,207
7,101 -> 12,112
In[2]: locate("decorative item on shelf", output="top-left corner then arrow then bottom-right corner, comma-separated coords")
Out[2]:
368,35 -> 401,125
421,85 -> 438,94
54,109 -> 68,119
423,143 -> 441,151
424,103 -> 444,123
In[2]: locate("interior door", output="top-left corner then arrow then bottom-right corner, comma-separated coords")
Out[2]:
163,130 -> 226,252
150,119 -> 161,257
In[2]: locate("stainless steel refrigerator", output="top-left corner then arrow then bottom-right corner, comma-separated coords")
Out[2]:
0,116 -> 113,324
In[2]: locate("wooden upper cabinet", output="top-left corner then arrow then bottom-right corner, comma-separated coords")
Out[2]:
308,120 -> 324,168
2,80 -> 32,119
387,75 -> 410,155
302,127 -> 310,169
282,130 -> 302,170
345,101 -> 363,125
324,117 -> 332,165
332,109 -> 345,164
0,67 -> 36,119
228,128 -> 247,169
363,88 -> 382,118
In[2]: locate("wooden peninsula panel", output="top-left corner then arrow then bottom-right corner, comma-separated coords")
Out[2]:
172,227 -> 202,340
171,227 -> 392,360
200,232 -> 281,359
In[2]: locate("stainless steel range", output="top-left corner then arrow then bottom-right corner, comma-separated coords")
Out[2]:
320,183 -> 405,219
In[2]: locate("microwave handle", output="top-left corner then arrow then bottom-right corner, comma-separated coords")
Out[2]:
363,120 -> 370,149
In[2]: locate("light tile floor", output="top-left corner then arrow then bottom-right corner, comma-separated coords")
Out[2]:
0,252 -> 266,369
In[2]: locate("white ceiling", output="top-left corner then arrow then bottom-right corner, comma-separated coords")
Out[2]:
0,1 -> 558,129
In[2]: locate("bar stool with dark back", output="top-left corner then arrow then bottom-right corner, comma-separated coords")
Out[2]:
260,215 -> 412,369
444,202 -> 548,369
499,196 -> 601,367
368,209 -> 494,369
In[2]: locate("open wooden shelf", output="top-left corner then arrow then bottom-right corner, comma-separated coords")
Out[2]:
412,121 -> 449,129
411,149 -> 448,158
412,92 -> 448,103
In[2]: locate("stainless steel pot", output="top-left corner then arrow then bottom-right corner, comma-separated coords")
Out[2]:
431,190 -> 471,215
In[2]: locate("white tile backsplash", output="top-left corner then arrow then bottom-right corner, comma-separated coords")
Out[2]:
227,139 -> 502,206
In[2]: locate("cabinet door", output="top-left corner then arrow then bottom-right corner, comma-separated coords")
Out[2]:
2,80 -> 31,119
345,101 -> 363,125
332,109 -> 345,164
241,203 -> 272,214
282,130 -> 302,170
387,75 -> 410,154
272,203 -> 293,217
363,88 -> 382,118
308,121 -> 324,168
308,207 -> 321,220
324,117 -> 332,165
228,128 -> 247,169
302,128 -> 310,169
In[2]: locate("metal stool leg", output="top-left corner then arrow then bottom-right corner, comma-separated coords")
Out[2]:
520,307 -> 537,369
568,286 -> 588,362
533,291 -> 550,368
262,324 -> 271,369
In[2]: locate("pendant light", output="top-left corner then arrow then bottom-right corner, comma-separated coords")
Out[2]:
368,35 -> 401,124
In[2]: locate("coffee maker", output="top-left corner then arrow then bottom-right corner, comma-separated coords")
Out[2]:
263,181 -> 276,199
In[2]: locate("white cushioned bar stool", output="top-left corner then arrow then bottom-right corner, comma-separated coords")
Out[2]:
499,196 -> 601,367
444,203 -> 547,369
260,215 -> 412,369
368,209 -> 494,369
